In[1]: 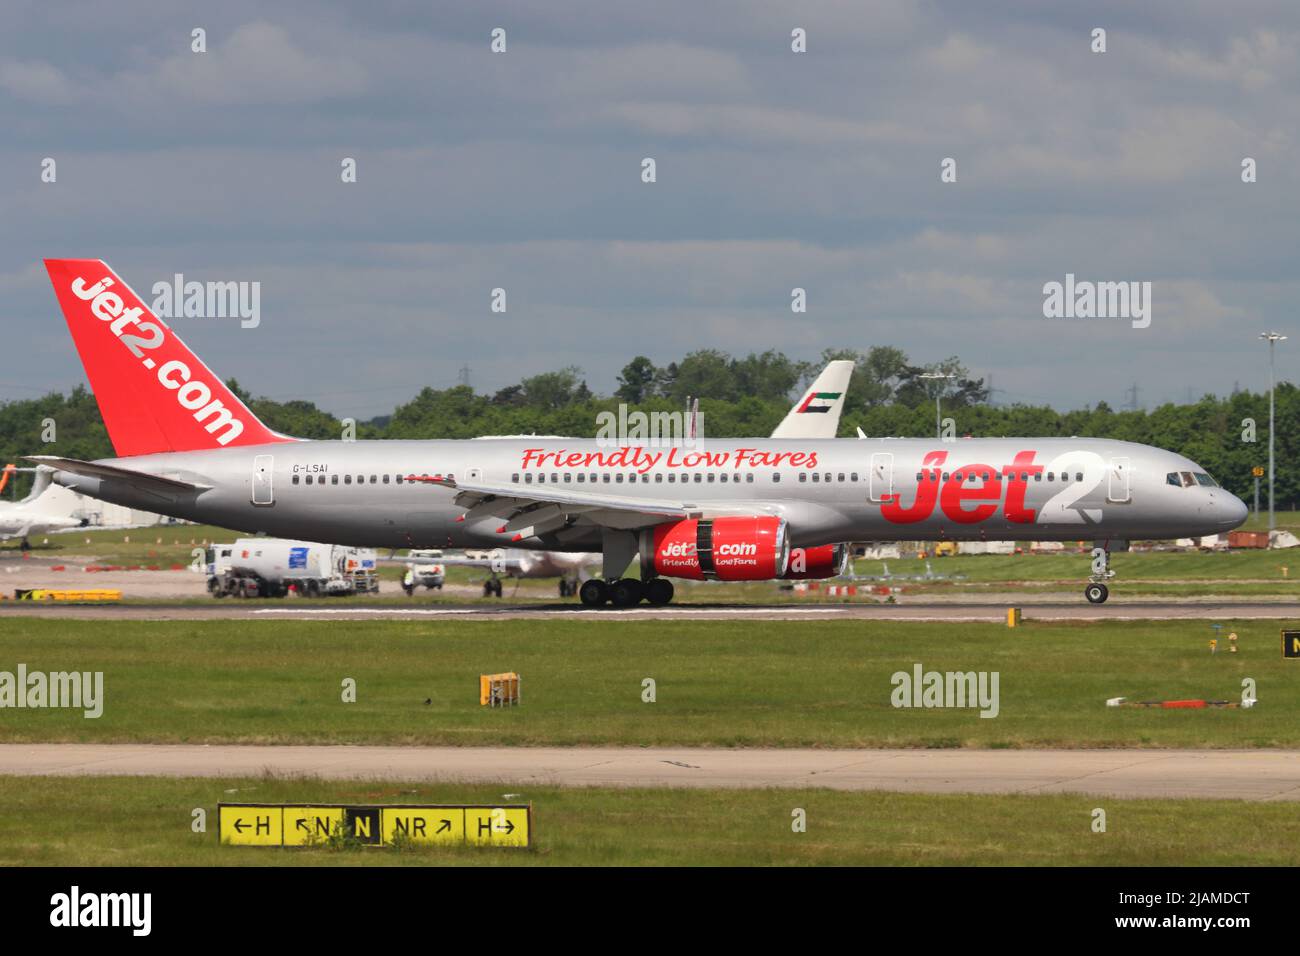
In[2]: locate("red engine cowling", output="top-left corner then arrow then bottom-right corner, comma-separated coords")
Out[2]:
644,516 -> 789,581
782,543 -> 849,580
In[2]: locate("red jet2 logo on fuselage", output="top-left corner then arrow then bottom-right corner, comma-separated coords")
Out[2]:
882,450 -> 1049,525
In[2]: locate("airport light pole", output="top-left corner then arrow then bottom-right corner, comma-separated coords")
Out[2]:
920,372 -> 956,439
1260,332 -> 1287,532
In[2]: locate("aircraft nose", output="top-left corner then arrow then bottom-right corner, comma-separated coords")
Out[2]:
1221,493 -> 1249,529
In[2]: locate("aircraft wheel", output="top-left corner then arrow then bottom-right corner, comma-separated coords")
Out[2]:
493,579 -> 503,597
610,578 -> 644,607
644,578 -> 674,606
579,579 -> 608,607
1085,583 -> 1109,604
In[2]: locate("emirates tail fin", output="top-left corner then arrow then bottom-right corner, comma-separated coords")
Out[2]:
771,359 -> 854,439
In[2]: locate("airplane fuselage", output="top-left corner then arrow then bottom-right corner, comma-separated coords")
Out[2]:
51,436 -> 1248,552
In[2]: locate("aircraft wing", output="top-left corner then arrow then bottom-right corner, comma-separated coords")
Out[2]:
407,472 -> 771,536
24,456 -> 212,496
770,360 -> 854,439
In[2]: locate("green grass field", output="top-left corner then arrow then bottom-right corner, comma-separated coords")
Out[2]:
2,775 -> 1297,866
0,617 -> 1294,748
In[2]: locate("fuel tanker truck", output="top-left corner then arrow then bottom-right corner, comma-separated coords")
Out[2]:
206,538 -> 379,598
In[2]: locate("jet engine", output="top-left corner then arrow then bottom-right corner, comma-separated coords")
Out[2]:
643,516 -> 789,581
781,543 -> 849,580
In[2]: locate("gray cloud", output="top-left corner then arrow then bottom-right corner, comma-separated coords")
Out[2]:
1,0 -> 1296,416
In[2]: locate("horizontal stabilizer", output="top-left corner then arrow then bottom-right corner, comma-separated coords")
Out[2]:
24,456 -> 211,495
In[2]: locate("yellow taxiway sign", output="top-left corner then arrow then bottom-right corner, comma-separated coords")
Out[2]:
219,804 -> 532,848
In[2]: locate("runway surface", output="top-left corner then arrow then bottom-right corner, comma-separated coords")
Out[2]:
3,744 -> 1299,800
2,600 -> 1297,622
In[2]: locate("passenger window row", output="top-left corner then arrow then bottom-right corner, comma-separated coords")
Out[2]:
915,470 -> 1084,483
511,472 -> 765,485
291,473 -> 449,486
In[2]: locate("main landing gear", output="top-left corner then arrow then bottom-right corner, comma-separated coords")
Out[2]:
1084,545 -> 1115,604
578,577 -> 674,608
580,529 -> 674,608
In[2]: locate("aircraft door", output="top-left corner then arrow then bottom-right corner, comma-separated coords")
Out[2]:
251,455 -> 274,506
869,453 -> 894,502
1107,457 -> 1130,503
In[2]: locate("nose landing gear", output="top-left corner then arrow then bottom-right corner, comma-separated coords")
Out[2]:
1084,545 -> 1115,604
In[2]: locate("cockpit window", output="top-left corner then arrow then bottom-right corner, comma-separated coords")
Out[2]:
1194,472 -> 1218,488
1166,472 -> 1181,487
1168,472 -> 1199,488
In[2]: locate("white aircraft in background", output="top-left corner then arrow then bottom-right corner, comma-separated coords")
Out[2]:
0,465 -> 83,550
394,360 -> 857,597
847,560 -> 967,584
401,547 -> 596,597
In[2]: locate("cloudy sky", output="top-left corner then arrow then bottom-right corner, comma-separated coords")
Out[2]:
2,0 -> 1297,418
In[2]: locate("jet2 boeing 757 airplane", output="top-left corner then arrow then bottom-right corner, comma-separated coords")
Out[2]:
32,259 -> 1247,607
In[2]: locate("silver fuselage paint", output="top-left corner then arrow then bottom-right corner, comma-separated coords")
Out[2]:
52,437 -> 1248,552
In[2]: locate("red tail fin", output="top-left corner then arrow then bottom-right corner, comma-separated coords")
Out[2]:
44,259 -> 291,457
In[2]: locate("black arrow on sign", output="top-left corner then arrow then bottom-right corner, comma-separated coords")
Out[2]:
437,819 -> 452,833
501,819 -> 515,834
296,820 -> 311,833
233,819 -> 248,833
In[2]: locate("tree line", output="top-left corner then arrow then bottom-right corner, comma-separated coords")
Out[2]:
0,348 -> 1293,506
